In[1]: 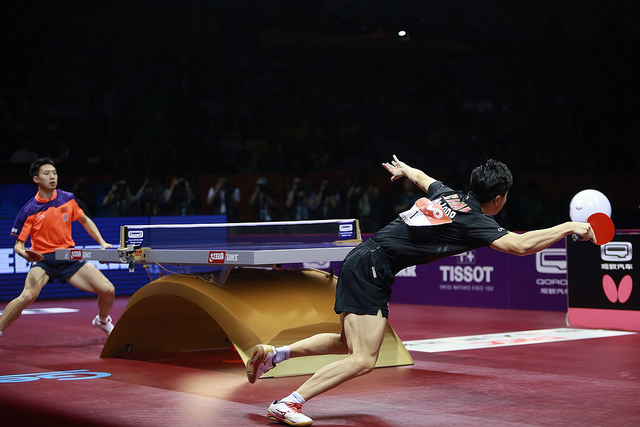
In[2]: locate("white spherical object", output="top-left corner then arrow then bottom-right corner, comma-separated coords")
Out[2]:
569,189 -> 612,222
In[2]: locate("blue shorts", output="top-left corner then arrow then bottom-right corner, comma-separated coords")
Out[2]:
32,252 -> 86,284
334,238 -> 395,318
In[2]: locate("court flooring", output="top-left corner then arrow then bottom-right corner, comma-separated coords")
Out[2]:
1,297 -> 638,426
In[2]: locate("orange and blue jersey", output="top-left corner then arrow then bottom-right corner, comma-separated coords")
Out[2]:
10,189 -> 84,255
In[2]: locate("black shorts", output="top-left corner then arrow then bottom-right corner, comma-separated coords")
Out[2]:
334,238 -> 395,318
32,252 -> 86,284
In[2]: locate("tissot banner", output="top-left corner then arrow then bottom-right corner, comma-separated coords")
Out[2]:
390,240 -> 569,311
391,232 -> 637,314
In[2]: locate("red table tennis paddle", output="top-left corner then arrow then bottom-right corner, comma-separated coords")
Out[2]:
572,212 -> 615,245
587,212 -> 615,245
25,249 -> 44,262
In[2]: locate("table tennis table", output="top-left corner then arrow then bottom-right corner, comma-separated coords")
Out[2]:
55,219 -> 413,378
56,241 -> 357,278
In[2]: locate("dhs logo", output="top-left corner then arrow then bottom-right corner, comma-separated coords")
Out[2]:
208,251 -> 226,264
70,249 -> 83,260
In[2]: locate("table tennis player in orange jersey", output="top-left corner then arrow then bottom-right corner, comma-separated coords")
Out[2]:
0,158 -> 116,338
247,155 -> 598,426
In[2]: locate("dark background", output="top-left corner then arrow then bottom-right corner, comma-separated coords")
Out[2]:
1,1 -> 639,232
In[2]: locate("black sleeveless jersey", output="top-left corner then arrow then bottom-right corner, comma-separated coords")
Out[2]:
371,181 -> 508,274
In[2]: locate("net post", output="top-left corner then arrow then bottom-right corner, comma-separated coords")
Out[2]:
120,225 -> 128,249
354,219 -> 361,241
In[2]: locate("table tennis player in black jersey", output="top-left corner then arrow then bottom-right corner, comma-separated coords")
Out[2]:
247,155 -> 596,426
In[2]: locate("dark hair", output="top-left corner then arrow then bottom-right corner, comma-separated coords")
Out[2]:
469,159 -> 513,203
29,157 -> 56,178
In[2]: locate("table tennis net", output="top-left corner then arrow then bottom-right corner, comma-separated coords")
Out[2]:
119,219 -> 361,249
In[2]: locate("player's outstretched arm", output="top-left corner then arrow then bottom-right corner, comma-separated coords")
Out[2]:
490,222 -> 595,256
382,155 -> 436,193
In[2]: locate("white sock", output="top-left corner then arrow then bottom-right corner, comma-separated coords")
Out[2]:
0,330 -> 3,336
273,345 -> 290,364
98,315 -> 110,323
281,391 -> 305,405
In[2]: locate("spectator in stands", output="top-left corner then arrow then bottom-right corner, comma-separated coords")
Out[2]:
102,180 -> 136,217
166,175 -> 196,216
249,177 -> 278,221
207,174 -> 241,222
136,175 -> 169,216
312,177 -> 342,219
285,176 -> 312,220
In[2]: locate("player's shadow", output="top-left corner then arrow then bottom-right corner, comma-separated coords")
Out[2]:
309,414 -> 398,426
246,412 -> 396,426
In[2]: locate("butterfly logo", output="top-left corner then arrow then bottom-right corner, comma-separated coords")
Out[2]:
602,274 -> 633,304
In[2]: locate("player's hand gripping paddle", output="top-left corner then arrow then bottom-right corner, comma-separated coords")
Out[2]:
25,249 -> 44,262
572,212 -> 615,245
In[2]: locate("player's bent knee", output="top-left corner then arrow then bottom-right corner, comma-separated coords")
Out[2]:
350,355 -> 377,376
17,292 -> 38,307
82,267 -> 115,296
100,281 -> 115,297
356,364 -> 376,377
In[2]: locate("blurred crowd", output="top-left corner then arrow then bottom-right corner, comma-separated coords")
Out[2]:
1,2 -> 638,231
67,172 -> 400,234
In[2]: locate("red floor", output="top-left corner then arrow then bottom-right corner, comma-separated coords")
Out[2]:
1,297 -> 639,426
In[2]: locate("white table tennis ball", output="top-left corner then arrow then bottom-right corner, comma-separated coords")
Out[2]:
569,189 -> 611,222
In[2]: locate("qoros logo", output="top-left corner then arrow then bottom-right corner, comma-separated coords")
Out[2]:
601,242 -> 632,262
535,249 -> 566,274
127,229 -> 144,246
208,251 -> 226,264
339,223 -> 354,240
600,241 -> 633,272
70,249 -> 83,260
128,230 -> 144,239
535,249 -> 567,292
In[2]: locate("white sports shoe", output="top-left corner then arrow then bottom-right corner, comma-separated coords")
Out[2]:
267,400 -> 313,426
246,344 -> 276,383
92,315 -> 114,335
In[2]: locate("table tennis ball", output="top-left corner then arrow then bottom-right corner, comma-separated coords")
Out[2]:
569,189 -> 611,222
